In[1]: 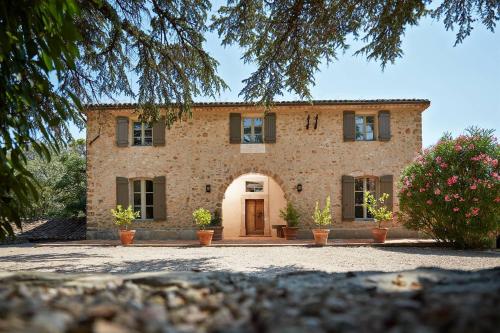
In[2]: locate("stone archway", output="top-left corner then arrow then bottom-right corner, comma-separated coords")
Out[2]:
221,171 -> 287,238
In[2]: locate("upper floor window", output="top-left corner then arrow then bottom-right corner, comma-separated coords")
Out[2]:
355,177 -> 376,219
133,179 -> 154,219
242,117 -> 263,144
133,122 -> 153,146
246,181 -> 264,192
355,115 -> 375,141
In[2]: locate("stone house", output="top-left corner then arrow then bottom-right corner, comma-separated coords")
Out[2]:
85,99 -> 430,240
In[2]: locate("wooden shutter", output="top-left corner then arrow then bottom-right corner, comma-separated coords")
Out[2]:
153,116 -> 166,146
116,117 -> 129,147
229,113 -> 241,144
264,112 -> 276,143
378,111 -> 391,141
343,111 -> 355,141
153,176 -> 166,221
116,177 -> 129,208
379,175 -> 394,210
342,175 -> 355,220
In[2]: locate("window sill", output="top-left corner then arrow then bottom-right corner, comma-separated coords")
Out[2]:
133,219 -> 154,222
355,218 -> 375,222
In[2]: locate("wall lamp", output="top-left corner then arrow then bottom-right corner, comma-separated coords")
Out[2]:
296,184 -> 303,192
206,185 -> 211,193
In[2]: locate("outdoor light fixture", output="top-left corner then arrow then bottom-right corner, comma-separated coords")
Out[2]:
296,184 -> 303,192
205,185 -> 211,193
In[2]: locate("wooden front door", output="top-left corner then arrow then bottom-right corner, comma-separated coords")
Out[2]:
245,199 -> 264,235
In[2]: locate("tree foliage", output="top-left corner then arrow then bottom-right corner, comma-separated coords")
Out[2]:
398,128 -> 499,248
1,0 -> 499,239
26,139 -> 87,219
212,0 -> 500,105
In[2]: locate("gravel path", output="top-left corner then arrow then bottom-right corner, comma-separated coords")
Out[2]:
1,245 -> 498,276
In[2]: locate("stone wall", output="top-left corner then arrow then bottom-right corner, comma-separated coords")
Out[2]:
86,102 -> 427,239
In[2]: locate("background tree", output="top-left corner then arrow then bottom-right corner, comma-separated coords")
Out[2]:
1,0 -> 499,239
26,139 -> 86,219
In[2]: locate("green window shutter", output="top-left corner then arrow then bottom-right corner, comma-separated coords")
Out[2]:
343,111 -> 355,141
116,177 -> 129,208
342,175 -> 355,220
116,117 -> 129,147
379,175 -> 394,210
229,113 -> 241,144
264,112 -> 276,143
153,116 -> 166,146
378,111 -> 391,141
153,176 -> 166,221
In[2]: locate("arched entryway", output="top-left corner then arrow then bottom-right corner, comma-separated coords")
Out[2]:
221,173 -> 287,238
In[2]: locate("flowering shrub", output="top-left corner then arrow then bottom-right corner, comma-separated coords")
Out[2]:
193,208 -> 212,230
398,128 -> 499,248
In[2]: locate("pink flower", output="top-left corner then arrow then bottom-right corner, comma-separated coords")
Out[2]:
440,163 -> 448,169
459,198 -> 465,202
426,200 -> 433,205
471,207 -> 480,216
453,193 -> 459,199
468,144 -> 475,149
470,184 -> 477,190
419,188 -> 426,192
492,159 -> 498,167
435,156 -> 443,164
454,145 -> 462,152
447,176 -> 458,186
434,188 -> 441,195
445,195 -> 452,202
453,207 -> 460,212
494,197 -> 500,203
465,213 -> 471,218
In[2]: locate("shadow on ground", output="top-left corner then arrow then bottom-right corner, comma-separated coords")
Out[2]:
376,246 -> 500,258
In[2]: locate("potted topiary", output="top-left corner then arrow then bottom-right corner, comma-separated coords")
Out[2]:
193,208 -> 214,246
111,205 -> 140,246
280,202 -> 300,240
312,196 -> 332,246
363,192 -> 393,243
208,209 -> 224,241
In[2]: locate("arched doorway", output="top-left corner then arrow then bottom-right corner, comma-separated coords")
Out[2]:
221,173 -> 287,238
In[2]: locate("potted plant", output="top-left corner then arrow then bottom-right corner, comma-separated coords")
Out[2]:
363,192 -> 393,243
193,208 -> 214,246
111,205 -> 140,246
280,202 -> 300,240
208,209 -> 224,241
312,196 -> 332,246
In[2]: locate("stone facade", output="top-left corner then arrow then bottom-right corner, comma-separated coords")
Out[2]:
85,100 -> 429,239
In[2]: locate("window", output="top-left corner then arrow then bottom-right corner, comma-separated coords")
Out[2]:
133,179 -> 154,219
242,117 -> 263,143
355,115 -> 375,141
133,122 -> 153,146
355,177 -> 376,219
246,181 -> 264,192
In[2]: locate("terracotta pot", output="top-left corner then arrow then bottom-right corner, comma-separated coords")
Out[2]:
372,228 -> 388,243
197,230 -> 214,246
119,229 -> 136,246
312,229 -> 330,246
284,227 -> 299,240
208,226 -> 224,241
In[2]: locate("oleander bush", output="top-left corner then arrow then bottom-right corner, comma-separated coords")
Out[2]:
398,127 -> 499,248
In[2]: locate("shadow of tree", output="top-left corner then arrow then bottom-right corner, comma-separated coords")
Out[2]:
0,252 -> 107,262
375,246 -> 500,258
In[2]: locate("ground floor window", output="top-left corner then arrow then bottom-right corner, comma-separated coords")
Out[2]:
133,179 -> 154,219
355,177 -> 376,219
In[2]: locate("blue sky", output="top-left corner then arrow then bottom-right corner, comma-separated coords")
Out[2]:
73,13 -> 500,147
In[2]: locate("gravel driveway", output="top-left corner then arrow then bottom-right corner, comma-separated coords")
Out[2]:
1,245 -> 498,276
